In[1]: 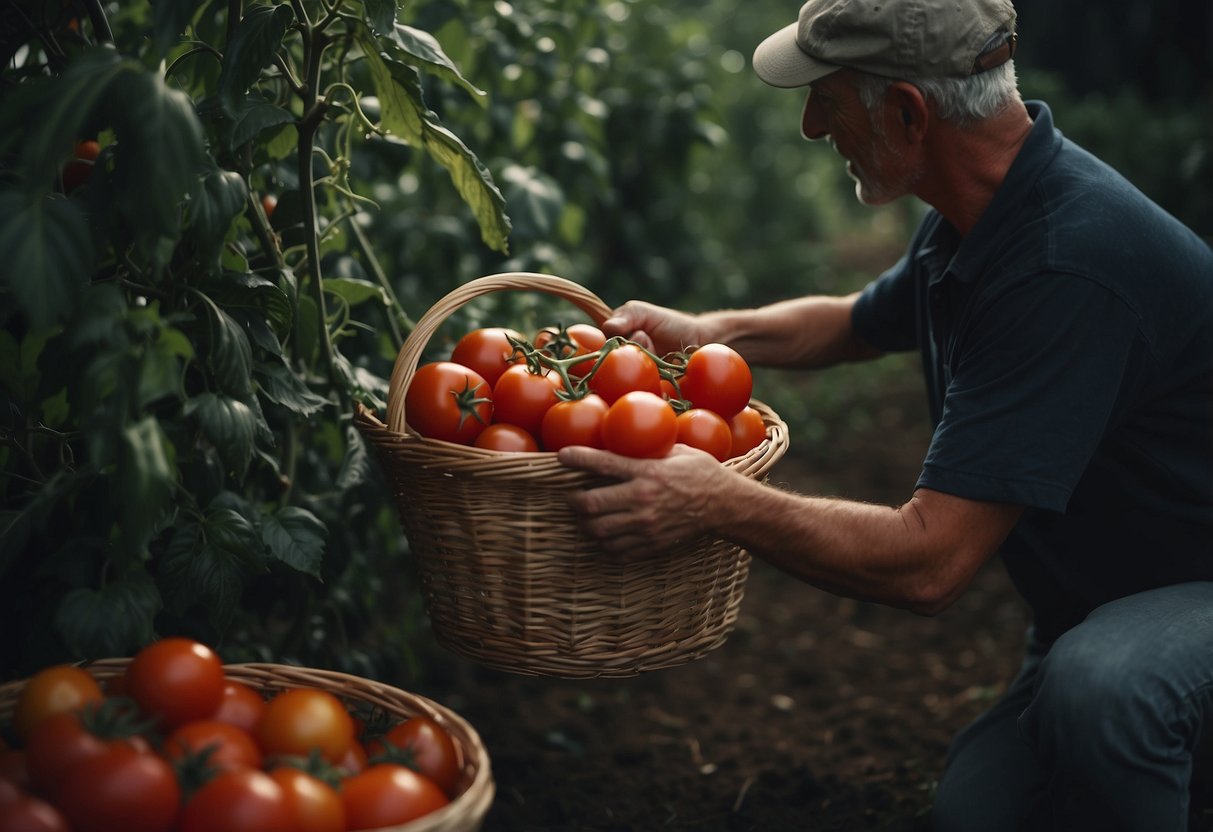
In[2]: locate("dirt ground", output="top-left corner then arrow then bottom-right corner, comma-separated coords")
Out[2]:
412,410 -> 1213,831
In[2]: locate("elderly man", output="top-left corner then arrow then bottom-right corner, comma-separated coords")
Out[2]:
557,0 -> 1213,829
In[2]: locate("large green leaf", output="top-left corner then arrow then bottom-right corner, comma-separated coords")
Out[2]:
261,506 -> 326,579
256,359 -> 329,416
159,507 -> 264,631
323,276 -> 388,308
150,0 -> 205,59
202,297 -> 254,398
358,0 -> 398,36
54,572 -> 162,659
388,24 -> 486,103
219,4 -> 295,116
185,392 -> 257,481
118,417 -> 177,551
0,191 -> 92,330
226,97 -> 295,150
190,164 -> 248,270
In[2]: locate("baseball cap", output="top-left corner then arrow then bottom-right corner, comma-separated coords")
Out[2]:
752,0 -> 1018,88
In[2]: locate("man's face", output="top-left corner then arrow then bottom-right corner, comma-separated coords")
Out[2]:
801,71 -> 920,206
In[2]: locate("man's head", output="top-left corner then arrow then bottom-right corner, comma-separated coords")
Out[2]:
753,0 -> 1018,89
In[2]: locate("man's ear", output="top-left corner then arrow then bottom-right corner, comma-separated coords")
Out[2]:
888,81 -> 928,140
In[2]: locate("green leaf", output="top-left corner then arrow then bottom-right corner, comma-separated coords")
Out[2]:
190,164 -> 248,270
256,359 -> 329,416
0,470 -> 85,580
0,191 -> 93,330
500,164 -> 565,238
228,97 -> 295,149
119,417 -> 177,551
219,4 -> 295,116
388,24 -> 486,102
150,0 -> 202,59
54,573 -> 162,659
262,506 -> 326,578
337,425 -> 372,489
323,276 -> 388,308
205,272 -> 293,339
185,392 -> 257,481
359,0 -> 398,36
159,508 -> 263,631
202,297 -> 254,397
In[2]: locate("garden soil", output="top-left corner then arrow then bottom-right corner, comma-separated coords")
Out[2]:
414,416 -> 1213,831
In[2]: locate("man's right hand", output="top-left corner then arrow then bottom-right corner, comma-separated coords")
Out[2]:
602,300 -> 705,355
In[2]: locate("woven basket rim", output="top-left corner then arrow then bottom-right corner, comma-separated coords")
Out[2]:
0,659 -> 494,832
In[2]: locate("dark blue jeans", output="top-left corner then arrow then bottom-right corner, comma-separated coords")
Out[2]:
931,582 -> 1213,831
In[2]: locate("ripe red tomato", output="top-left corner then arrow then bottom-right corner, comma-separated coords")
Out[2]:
261,193 -> 278,219
124,638 -> 225,730
728,406 -> 767,458
267,767 -> 345,832
588,344 -> 661,404
178,768 -> 294,832
492,364 -> 562,436
11,665 -> 103,744
0,750 -> 29,791
450,327 -> 524,388
474,423 -> 540,453
679,343 -> 753,418
363,716 -> 460,797
0,793 -> 70,832
24,709 -> 149,796
341,764 -> 449,830
164,719 -> 262,772
540,394 -> 609,451
60,140 -> 100,193
54,743 -> 179,832
253,688 -> 355,764
211,679 -> 266,734
676,408 -> 733,462
603,391 -> 678,459
538,324 -> 606,377
405,361 -> 493,444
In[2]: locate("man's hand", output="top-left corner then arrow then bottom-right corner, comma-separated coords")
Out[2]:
558,444 -> 731,558
601,301 -> 704,356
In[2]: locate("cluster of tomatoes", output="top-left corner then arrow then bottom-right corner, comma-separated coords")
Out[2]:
0,639 -> 462,832
405,323 -> 767,461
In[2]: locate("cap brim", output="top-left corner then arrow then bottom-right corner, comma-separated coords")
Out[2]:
752,21 -> 840,88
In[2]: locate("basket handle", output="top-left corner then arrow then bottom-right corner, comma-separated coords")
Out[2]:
385,272 -> 615,434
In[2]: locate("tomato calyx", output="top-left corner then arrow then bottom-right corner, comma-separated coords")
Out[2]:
76,695 -> 156,741
263,749 -> 347,790
364,736 -> 425,772
449,377 -> 492,430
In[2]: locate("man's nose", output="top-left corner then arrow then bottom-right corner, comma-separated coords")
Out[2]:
800,91 -> 828,140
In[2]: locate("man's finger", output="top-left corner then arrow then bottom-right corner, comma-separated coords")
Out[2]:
558,445 -> 637,478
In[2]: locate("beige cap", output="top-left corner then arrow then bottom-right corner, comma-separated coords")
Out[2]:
753,0 -> 1018,88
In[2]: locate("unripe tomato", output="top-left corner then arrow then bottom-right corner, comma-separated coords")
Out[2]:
602,391 -> 678,459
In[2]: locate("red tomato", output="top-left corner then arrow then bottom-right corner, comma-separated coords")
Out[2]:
178,768 -> 293,832
24,710 -> 149,796
676,408 -> 733,462
603,391 -> 678,459
54,743 -> 179,832
267,767 -> 345,832
253,688 -> 355,764
405,361 -> 493,444
211,679 -> 266,734
336,740 -> 368,776
11,665 -> 103,744
659,377 -> 681,402
61,140 -> 100,193
474,423 -> 540,453
728,406 -> 767,458
451,327 -> 524,387
538,324 -> 606,377
124,638 -> 225,730
679,343 -> 753,418
588,344 -> 661,404
164,720 -> 262,772
492,364 -> 562,436
0,750 -> 28,791
540,394 -> 609,451
341,764 -> 449,830
0,794 -> 70,832
364,716 -> 460,796
261,193 -> 278,219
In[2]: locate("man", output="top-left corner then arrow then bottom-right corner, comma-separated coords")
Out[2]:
556,0 -> 1213,829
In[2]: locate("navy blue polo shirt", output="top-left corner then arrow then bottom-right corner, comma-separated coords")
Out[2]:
852,101 -> 1213,642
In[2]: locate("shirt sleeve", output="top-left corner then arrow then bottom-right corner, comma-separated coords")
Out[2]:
851,254 -> 919,353
917,273 -> 1147,512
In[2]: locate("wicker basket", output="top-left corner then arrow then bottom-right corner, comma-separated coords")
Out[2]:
354,272 -> 790,678
0,660 -> 494,832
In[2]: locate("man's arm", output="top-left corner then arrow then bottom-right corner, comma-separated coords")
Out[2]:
558,446 -> 1022,615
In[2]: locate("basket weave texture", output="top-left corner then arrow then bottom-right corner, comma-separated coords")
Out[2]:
0,660 -> 494,832
355,272 -> 790,678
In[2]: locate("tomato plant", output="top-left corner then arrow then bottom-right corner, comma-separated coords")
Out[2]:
492,364 -> 562,436
253,688 -> 355,764
728,406 -> 768,458
164,719 -> 262,773
124,638 -> 225,730
10,665 -> 103,744
540,394 -> 609,451
676,408 -> 733,462
588,344 -> 661,404
178,768 -> 293,832
364,715 -> 460,797
341,764 -> 449,830
405,362 -> 494,445
451,327 -> 525,387
473,423 -> 540,453
54,743 -> 179,832
267,767 -> 346,832
603,391 -> 678,459
679,344 -> 753,418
